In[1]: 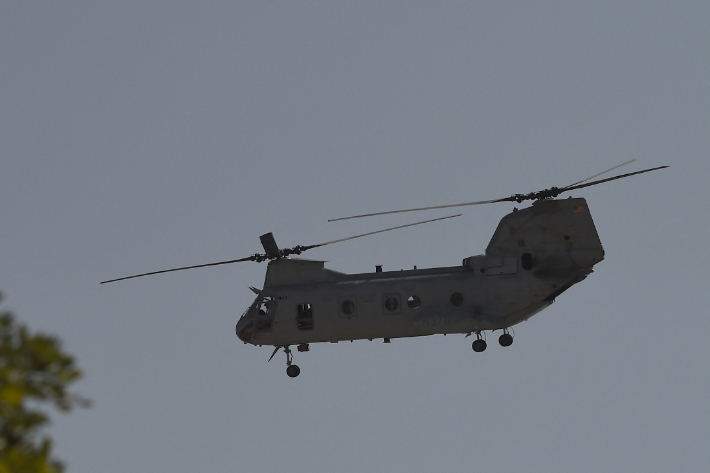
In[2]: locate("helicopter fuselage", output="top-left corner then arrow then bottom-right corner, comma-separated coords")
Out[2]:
236,197 -> 604,347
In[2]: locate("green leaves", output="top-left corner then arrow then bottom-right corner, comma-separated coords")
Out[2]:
0,293 -> 90,473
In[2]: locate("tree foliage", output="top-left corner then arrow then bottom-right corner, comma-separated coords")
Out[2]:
0,293 -> 90,473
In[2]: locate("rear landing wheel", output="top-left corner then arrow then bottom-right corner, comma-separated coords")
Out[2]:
472,339 -> 487,352
498,333 -> 513,347
286,364 -> 300,378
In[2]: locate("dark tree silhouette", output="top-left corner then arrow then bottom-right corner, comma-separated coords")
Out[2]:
0,292 -> 90,473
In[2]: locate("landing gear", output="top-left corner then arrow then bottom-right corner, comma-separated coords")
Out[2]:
283,346 -> 300,378
286,364 -> 301,378
472,332 -> 487,352
498,331 -> 513,347
469,329 -> 513,352
269,345 -> 302,378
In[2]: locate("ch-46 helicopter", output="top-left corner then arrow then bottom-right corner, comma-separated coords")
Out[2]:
101,160 -> 667,377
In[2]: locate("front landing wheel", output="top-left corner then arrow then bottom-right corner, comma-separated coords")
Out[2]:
286,364 -> 301,378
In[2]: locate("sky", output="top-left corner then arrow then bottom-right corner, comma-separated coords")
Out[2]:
1,2 -> 709,472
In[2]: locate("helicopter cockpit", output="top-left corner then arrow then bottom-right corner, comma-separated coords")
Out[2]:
236,295 -> 277,344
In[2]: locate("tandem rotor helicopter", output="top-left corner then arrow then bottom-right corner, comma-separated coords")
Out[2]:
101,160 -> 667,377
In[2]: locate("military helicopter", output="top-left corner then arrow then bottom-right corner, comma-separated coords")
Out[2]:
101,160 -> 667,377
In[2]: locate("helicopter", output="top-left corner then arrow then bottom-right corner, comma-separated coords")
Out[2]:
101,160 -> 667,377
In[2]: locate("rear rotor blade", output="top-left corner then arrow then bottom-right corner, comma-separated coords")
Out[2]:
329,161 -> 668,222
100,255 -> 259,284
563,159 -> 637,188
563,165 -> 669,193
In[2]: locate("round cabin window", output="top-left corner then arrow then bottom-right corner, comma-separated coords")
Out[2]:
384,296 -> 399,312
341,300 -> 355,315
450,292 -> 464,306
407,295 -> 421,309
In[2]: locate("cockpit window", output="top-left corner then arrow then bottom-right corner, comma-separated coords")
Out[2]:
254,297 -> 275,332
257,297 -> 276,314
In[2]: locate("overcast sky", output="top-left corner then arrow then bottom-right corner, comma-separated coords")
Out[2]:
1,2 -> 709,472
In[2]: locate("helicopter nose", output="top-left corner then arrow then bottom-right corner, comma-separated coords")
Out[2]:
236,317 -> 254,344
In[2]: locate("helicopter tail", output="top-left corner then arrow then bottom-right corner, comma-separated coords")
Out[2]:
486,197 -> 604,272
468,197 -> 604,327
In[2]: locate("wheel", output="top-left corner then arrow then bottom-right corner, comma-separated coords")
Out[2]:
286,364 -> 301,378
472,339 -> 487,352
498,333 -> 513,347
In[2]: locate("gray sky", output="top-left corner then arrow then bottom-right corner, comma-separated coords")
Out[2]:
1,2 -> 708,472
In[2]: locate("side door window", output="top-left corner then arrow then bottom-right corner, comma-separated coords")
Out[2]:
297,303 -> 313,330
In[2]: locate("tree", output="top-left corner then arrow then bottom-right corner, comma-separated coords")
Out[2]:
0,292 -> 90,473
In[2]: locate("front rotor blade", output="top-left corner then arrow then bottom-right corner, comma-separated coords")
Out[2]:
100,255 -> 258,284
316,214 -> 461,247
563,165 -> 669,193
328,199 -> 505,222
